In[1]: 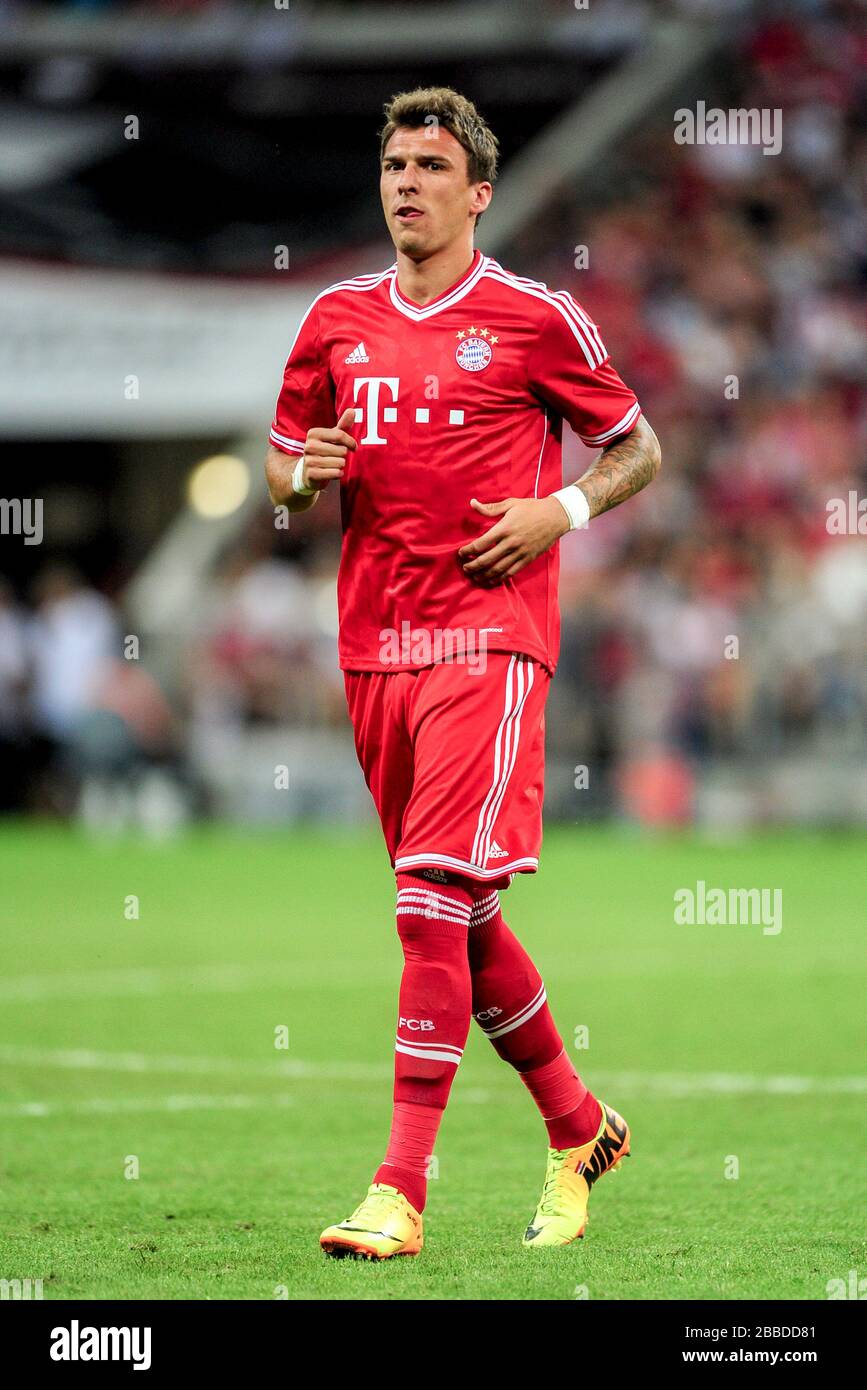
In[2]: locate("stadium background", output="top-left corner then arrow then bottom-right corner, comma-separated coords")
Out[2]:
0,0 -> 864,1302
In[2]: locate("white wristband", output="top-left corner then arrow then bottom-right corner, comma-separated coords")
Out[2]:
291,455 -> 315,496
550,484 -> 591,531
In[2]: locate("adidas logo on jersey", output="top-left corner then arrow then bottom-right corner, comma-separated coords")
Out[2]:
488,840 -> 509,859
344,342 -> 370,363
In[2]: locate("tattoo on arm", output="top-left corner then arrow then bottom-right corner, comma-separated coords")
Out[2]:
576,414 -> 661,519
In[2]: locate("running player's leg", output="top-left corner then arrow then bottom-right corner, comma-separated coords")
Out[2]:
320,671 -> 424,1258
395,653 -> 602,1166
372,870 -> 474,1209
351,653 -> 546,1242
467,888 -> 602,1146
395,651 -> 601,1143
390,650 -> 629,1246
345,668 -> 476,1199
322,670 -> 477,1257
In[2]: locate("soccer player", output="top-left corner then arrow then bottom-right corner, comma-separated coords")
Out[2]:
265,88 -> 661,1258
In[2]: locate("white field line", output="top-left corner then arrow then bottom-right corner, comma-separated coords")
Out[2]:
2,1046 -> 866,1121
7,1045 -> 867,1094
0,962 -> 375,1002
0,1044 -> 386,1080
0,1092 -> 503,1120
0,1094 -> 295,1119
599,1070 -> 867,1096
1,954 -> 858,1002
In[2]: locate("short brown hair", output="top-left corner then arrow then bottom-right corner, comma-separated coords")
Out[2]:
379,86 -> 499,189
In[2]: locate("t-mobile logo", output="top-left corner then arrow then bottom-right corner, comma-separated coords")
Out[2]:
352,377 -> 466,443
353,376 -> 399,445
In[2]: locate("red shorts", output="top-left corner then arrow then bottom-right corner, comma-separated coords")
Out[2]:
344,652 -> 550,887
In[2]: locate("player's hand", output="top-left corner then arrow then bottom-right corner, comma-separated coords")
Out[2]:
458,496 -> 571,586
298,407 -> 357,492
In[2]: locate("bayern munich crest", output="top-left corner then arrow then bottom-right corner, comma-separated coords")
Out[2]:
455,325 -> 497,372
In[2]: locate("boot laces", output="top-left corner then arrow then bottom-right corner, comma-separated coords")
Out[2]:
347,1186 -> 403,1225
538,1149 -> 576,1216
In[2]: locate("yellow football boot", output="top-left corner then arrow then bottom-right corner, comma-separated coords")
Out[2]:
320,1183 -> 424,1260
522,1101 -> 631,1248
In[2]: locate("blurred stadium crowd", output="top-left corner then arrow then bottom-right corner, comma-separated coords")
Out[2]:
531,1 -> 867,821
1,0 -> 864,828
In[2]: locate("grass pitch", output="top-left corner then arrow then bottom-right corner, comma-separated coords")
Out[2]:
0,821 -> 863,1300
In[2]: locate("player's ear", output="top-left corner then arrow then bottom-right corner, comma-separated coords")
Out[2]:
470,182 -> 492,220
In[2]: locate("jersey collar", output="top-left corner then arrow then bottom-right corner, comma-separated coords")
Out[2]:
388,249 -> 487,322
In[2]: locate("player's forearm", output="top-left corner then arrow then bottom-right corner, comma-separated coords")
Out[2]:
574,414 -> 661,519
265,445 -> 320,512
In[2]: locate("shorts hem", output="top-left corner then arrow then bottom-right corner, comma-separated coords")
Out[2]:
394,852 -> 538,881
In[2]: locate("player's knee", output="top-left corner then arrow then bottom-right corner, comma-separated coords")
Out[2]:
395,871 -> 473,942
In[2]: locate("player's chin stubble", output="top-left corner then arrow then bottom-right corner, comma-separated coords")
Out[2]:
391,224 -> 427,255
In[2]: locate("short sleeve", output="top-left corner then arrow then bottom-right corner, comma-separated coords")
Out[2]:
526,295 -> 641,447
269,299 -> 336,455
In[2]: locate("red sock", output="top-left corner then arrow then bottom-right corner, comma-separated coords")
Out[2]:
374,873 -> 473,1212
467,889 -> 602,1147
520,1050 -> 604,1149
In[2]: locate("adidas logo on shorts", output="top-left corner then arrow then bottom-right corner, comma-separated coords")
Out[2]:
344,341 -> 370,363
488,840 -> 509,859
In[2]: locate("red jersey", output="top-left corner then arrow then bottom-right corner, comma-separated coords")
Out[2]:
269,249 -> 641,676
